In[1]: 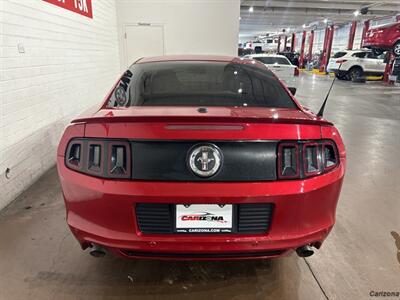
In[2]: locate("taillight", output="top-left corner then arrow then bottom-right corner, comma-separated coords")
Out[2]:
65,138 -> 131,178
87,141 -> 104,175
336,59 -> 347,64
294,67 -> 299,76
277,140 -> 339,180
66,141 -> 83,170
278,143 -> 299,179
322,141 -> 338,171
303,143 -> 322,177
108,141 -> 131,178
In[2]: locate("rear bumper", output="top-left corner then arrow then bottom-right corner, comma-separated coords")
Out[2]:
58,158 -> 345,260
331,69 -> 348,77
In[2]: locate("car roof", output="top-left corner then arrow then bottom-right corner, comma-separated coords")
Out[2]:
246,54 -> 288,58
343,49 -> 371,53
136,55 -> 243,64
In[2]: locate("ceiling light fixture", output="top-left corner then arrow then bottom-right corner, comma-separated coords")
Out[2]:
323,18 -> 328,24
302,24 -> 306,28
249,6 -> 254,12
353,10 -> 360,17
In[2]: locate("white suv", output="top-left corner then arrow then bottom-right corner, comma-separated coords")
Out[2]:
328,49 -> 386,81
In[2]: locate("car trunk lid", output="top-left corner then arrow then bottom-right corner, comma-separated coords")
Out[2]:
76,106 -> 327,141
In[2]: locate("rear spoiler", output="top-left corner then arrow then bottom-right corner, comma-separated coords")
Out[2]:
72,115 -> 333,126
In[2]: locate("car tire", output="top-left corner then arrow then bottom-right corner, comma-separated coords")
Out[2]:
372,48 -> 383,56
335,73 -> 346,80
348,67 -> 364,82
394,41 -> 400,57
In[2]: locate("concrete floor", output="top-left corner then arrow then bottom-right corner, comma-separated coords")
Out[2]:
0,73 -> 399,300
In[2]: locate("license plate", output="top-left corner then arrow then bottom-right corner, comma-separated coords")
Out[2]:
175,204 -> 233,233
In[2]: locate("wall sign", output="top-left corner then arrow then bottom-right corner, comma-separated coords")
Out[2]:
43,0 -> 93,19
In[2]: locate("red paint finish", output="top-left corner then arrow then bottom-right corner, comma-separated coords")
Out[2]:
298,31 -> 307,68
57,56 -> 346,260
348,21 -> 357,50
362,20 -> 400,51
319,26 -> 334,73
43,0 -> 93,18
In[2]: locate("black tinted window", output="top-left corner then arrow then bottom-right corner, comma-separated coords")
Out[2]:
352,52 -> 367,58
253,57 -> 291,65
107,61 -> 297,109
333,52 -> 347,58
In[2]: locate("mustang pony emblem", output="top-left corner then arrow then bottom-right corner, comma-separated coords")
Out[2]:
197,151 -> 215,171
188,144 -> 222,177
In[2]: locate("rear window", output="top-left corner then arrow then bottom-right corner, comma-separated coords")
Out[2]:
352,52 -> 367,58
107,61 -> 297,109
333,51 -> 347,58
252,56 -> 291,65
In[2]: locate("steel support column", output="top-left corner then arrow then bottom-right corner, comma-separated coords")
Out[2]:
277,35 -> 282,52
348,21 -> 357,50
308,30 -> 314,67
283,35 -> 288,52
319,25 -> 334,73
298,30 -> 307,68
383,52 -> 395,84
290,33 -> 296,52
360,20 -> 370,48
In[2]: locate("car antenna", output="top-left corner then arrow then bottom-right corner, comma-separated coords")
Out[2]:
317,63 -> 342,118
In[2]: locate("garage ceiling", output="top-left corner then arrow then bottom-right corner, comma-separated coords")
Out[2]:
240,0 -> 400,40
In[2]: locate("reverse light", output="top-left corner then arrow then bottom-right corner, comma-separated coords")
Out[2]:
278,143 -> 299,179
108,141 -> 131,178
87,141 -> 104,174
322,141 -> 338,171
303,143 -> 321,177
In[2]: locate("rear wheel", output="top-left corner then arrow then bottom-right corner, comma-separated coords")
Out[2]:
394,41 -> 400,57
348,67 -> 363,82
372,48 -> 384,56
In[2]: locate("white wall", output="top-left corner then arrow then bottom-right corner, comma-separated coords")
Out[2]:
332,23 -> 351,52
116,0 -> 240,69
0,0 -> 121,210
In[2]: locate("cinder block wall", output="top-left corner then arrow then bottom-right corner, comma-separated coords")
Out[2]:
0,0 -> 121,210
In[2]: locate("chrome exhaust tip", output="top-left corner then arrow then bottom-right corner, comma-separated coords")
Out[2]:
296,245 -> 314,257
89,245 -> 106,258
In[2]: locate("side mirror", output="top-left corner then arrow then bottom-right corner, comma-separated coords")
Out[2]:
288,87 -> 297,95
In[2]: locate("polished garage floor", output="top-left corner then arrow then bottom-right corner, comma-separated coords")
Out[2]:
0,73 -> 399,300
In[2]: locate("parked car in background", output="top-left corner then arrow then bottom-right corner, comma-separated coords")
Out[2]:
244,38 -> 279,54
278,52 -> 299,66
245,54 -> 299,88
362,16 -> 400,57
327,49 -> 386,81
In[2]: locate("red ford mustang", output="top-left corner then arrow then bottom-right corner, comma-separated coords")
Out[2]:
57,55 -> 346,260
